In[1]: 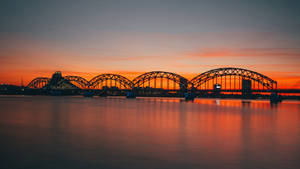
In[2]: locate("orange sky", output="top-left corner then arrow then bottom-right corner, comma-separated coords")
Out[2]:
1,1 -> 299,89
0,39 -> 299,89
0,39 -> 300,88
0,69 -> 299,89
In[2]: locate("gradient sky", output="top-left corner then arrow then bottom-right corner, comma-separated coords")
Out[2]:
0,0 -> 300,88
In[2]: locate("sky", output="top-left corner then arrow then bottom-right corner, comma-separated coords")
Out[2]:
0,0 -> 300,88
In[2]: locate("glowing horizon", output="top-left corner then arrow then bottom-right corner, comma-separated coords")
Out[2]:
0,0 -> 299,89
4,69 -> 297,89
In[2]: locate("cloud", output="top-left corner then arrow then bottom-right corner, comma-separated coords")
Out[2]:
94,55 -> 159,62
185,48 -> 300,58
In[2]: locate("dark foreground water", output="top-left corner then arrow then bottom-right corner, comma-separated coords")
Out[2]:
0,96 -> 299,169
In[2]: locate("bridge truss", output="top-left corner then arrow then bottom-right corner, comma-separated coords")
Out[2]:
190,67 -> 277,91
132,71 -> 189,90
27,77 -> 50,89
26,68 -> 278,94
64,76 -> 90,89
89,74 -> 133,89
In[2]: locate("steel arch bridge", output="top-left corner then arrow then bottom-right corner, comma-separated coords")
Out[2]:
26,68 -> 278,94
190,67 -> 277,90
132,71 -> 189,90
64,76 -> 90,89
89,74 -> 133,89
27,77 -> 50,89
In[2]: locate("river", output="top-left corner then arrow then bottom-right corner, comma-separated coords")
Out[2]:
0,96 -> 299,169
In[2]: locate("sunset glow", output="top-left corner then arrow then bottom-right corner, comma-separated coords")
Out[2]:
0,0 -> 299,89
1,1 -> 300,169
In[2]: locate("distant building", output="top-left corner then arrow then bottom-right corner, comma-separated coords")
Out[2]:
44,71 -> 78,90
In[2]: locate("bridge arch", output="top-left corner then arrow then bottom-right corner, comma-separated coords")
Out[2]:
89,74 -> 133,89
64,76 -> 89,89
132,71 -> 189,90
190,67 -> 277,90
27,77 -> 50,89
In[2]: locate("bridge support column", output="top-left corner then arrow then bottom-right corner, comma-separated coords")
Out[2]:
126,91 -> 136,98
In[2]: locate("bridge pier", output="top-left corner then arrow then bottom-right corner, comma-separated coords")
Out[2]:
270,92 -> 282,103
126,91 -> 136,98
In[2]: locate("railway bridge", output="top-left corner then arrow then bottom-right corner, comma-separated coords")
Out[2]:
26,67 -> 295,97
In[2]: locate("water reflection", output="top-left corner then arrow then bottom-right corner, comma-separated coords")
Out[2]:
0,96 -> 299,169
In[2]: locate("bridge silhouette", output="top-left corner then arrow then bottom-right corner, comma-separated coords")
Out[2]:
26,67 -> 299,98
27,67 -> 277,90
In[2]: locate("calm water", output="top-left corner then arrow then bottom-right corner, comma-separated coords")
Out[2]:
0,96 -> 300,169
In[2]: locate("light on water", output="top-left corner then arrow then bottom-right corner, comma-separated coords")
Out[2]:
0,96 -> 299,169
